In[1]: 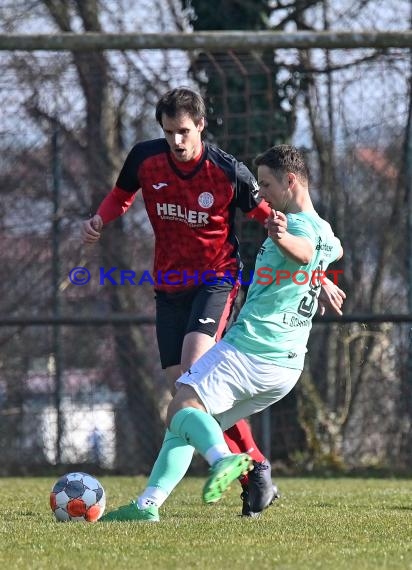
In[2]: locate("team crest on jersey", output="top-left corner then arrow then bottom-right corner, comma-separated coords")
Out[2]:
198,192 -> 214,209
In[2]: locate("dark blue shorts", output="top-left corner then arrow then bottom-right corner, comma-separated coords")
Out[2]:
155,279 -> 239,369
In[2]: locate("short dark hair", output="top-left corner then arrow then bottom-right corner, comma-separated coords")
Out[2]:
254,144 -> 309,184
155,87 -> 206,127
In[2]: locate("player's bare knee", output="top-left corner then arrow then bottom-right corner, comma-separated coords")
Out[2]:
165,365 -> 183,395
166,385 -> 205,427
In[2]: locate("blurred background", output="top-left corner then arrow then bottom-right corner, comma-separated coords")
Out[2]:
0,0 -> 411,475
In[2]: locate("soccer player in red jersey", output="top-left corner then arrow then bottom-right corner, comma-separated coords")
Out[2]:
83,88 -> 345,520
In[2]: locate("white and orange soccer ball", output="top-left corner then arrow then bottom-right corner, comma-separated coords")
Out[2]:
50,472 -> 106,522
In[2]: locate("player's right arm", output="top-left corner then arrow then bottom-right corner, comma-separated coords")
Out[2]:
81,144 -> 143,244
81,186 -> 138,244
81,214 -> 103,244
267,209 -> 315,265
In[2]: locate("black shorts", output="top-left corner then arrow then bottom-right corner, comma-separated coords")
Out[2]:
155,279 -> 239,369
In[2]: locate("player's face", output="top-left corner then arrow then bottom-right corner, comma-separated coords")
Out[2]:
161,113 -> 204,162
257,165 -> 293,212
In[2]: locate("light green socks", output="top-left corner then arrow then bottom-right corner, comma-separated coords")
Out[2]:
146,429 -> 194,495
139,409 -> 230,509
169,407 -> 228,460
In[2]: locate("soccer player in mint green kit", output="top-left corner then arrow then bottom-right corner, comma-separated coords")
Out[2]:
101,144 -> 344,521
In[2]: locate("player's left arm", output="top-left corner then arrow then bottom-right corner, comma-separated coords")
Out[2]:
234,162 -> 272,224
318,277 -> 346,316
246,199 -> 272,223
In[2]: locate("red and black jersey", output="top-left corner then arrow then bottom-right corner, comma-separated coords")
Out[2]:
97,139 -> 270,292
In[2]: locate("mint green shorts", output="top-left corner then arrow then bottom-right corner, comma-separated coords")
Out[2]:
176,340 -> 301,431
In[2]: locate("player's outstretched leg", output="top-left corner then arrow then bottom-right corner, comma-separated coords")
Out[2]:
100,501 -> 159,522
241,459 -> 280,517
203,453 -> 253,504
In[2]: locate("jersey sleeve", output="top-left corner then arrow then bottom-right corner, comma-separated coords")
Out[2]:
96,186 -> 137,224
246,200 -> 271,223
287,215 -> 318,244
234,161 -> 270,223
288,215 -> 343,265
320,221 -> 344,264
329,235 -> 344,264
115,145 -> 142,192
96,143 -> 143,224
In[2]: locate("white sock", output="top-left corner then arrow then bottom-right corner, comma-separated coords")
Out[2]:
137,486 -> 169,509
204,444 -> 232,466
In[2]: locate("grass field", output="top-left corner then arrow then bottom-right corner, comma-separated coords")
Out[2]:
0,476 -> 411,570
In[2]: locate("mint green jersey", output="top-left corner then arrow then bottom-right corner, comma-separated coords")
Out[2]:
224,211 -> 342,369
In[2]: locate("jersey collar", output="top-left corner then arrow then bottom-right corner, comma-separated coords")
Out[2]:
167,143 -> 207,180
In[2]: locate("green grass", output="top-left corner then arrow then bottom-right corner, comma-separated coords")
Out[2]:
0,476 -> 411,570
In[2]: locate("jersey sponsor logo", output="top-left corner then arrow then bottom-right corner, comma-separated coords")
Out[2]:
152,182 -> 168,190
198,317 -> 216,324
156,202 -> 209,225
198,192 -> 214,208
316,237 -> 333,253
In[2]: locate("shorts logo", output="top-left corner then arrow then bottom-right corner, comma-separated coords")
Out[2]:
198,317 -> 216,324
198,192 -> 214,208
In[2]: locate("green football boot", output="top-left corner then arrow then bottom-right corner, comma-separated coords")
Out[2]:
100,501 -> 159,522
203,453 -> 253,504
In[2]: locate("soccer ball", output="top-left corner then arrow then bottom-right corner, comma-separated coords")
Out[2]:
50,472 -> 106,522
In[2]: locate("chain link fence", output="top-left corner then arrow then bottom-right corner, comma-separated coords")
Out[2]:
1,38 -> 411,474
0,317 -> 410,474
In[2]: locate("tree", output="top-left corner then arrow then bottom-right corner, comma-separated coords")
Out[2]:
271,0 -> 411,468
0,0 -> 192,471
0,0 -> 410,472
186,0 -> 296,163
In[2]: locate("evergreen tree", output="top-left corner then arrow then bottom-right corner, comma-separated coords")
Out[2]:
186,0 -> 297,164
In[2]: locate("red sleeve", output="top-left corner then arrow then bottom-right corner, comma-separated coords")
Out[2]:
96,186 -> 138,224
245,200 -> 271,224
